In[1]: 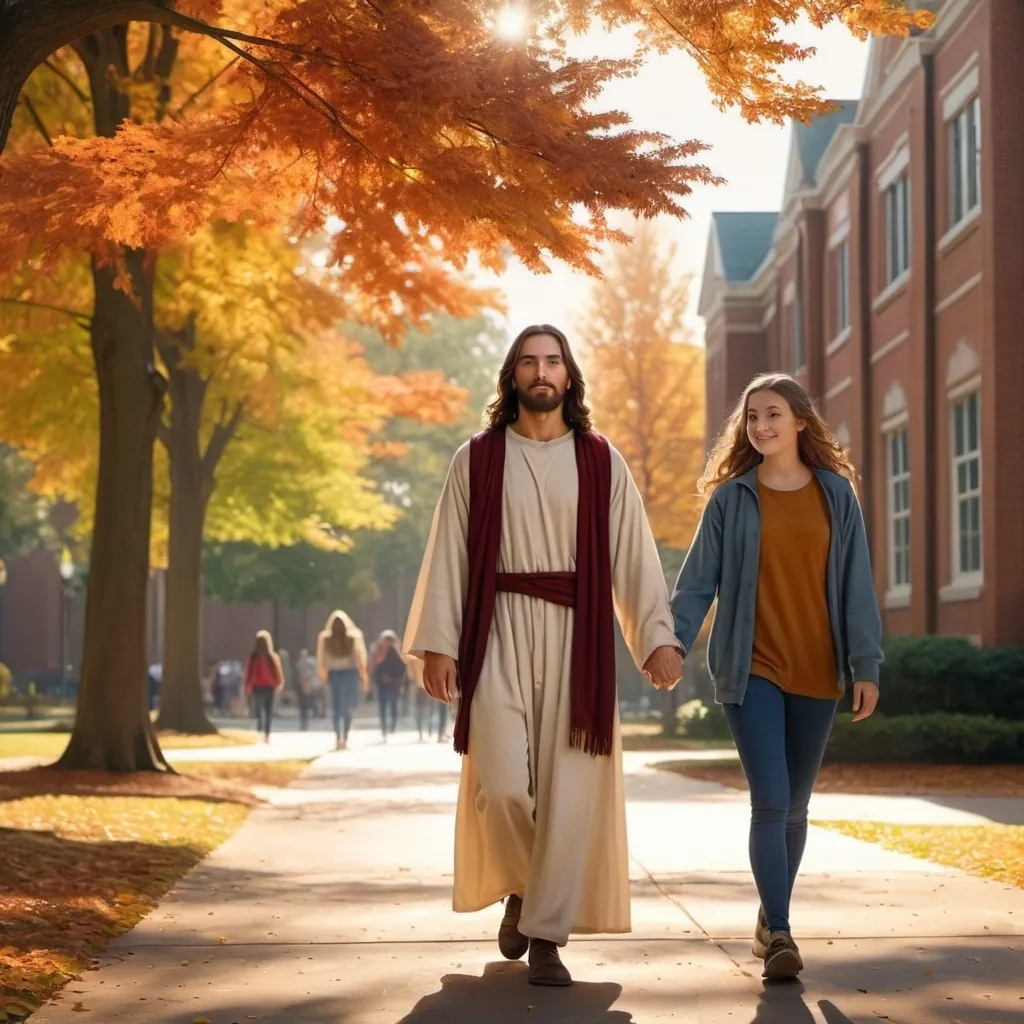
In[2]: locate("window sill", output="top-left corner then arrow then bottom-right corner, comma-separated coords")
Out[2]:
883,586 -> 912,610
826,326 -> 852,356
939,578 -> 983,604
872,271 -> 911,314
938,206 -> 981,255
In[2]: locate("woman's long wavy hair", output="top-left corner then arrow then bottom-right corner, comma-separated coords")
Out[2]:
698,373 -> 857,499
320,609 -> 364,659
484,324 -> 592,432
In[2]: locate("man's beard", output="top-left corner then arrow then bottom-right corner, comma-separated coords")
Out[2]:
517,383 -> 566,414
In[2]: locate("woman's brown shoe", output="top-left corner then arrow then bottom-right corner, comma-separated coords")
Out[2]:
762,931 -> 803,981
528,938 -> 572,987
498,895 -> 529,960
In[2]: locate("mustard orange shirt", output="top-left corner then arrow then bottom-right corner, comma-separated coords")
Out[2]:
749,477 -> 841,700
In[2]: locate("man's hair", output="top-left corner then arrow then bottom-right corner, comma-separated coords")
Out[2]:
484,324 -> 592,432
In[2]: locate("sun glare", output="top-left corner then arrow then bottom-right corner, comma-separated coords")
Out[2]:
495,6 -> 527,40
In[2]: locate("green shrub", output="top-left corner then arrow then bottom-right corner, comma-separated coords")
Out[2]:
0,662 -> 11,702
676,698 -> 732,740
876,636 -> 1024,720
825,711 -> 1024,763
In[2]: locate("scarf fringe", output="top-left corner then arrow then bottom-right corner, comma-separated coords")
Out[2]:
569,726 -> 613,758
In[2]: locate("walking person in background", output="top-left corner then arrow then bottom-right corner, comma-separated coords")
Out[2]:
244,630 -> 284,743
671,372 -> 882,981
371,630 -> 406,742
295,648 -> 318,731
318,610 -> 369,750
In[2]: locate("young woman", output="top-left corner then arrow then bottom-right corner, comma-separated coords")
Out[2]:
671,373 -> 882,981
371,630 -> 406,742
317,610 -> 369,750
244,630 -> 284,742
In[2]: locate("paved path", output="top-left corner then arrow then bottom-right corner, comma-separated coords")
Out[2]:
28,723 -> 1024,1024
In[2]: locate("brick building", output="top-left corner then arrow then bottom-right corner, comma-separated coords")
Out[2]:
698,0 -> 1024,647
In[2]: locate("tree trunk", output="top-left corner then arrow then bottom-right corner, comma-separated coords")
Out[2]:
155,332 -> 217,735
55,252 -> 170,771
660,685 -> 681,737
0,0 -> 188,152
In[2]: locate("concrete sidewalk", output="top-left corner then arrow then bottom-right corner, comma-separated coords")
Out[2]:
31,725 -> 1024,1024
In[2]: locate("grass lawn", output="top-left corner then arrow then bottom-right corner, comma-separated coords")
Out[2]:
656,759 -> 1024,796
0,758 -> 309,1019
0,728 -> 257,761
815,820 -> 1024,890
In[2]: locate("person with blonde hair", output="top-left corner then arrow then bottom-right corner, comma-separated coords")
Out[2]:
317,610 -> 369,750
244,630 -> 284,742
671,372 -> 882,981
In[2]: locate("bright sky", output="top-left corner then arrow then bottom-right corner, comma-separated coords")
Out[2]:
485,17 -> 872,344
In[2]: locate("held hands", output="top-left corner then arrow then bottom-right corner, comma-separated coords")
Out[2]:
423,652 -> 458,704
643,645 -> 684,690
852,681 -> 879,722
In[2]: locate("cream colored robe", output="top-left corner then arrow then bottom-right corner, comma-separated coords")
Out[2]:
404,428 -> 677,944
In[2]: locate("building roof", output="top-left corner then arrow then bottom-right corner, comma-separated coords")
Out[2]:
711,211 -> 779,283
794,100 -> 859,185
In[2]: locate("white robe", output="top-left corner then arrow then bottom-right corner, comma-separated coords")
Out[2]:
404,427 -> 677,944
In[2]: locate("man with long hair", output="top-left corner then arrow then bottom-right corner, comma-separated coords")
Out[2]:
405,324 -> 681,986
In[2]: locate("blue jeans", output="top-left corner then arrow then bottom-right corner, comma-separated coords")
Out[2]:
252,687 -> 275,738
329,669 -> 361,742
377,684 -> 399,735
723,674 -> 838,934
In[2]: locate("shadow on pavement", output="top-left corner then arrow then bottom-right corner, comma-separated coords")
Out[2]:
747,981 -> 857,1024
395,961 -> 633,1022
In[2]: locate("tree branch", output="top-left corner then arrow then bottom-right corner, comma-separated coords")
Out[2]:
172,56 -> 237,118
20,95 -> 53,145
156,420 -> 172,450
44,58 -> 90,105
0,296 -> 91,326
201,399 -> 245,481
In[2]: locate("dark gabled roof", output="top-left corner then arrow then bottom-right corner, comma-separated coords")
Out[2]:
712,211 -> 778,282
795,100 -> 859,184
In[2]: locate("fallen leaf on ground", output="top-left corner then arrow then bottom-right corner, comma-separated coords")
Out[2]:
659,761 -> 1024,796
815,821 -> 1024,888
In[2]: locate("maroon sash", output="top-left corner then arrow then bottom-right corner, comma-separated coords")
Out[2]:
453,428 -> 616,757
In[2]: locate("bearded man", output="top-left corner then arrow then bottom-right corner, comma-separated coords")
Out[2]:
405,324 -> 681,986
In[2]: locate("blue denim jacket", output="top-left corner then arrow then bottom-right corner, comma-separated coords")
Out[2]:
670,467 -> 883,705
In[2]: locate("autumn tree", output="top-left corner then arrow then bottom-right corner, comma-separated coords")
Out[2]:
0,0 -> 931,770
0,222 -> 466,736
580,220 -> 706,729
583,220 -> 706,550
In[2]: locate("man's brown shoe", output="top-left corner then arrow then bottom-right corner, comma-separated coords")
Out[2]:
528,938 -> 572,987
498,895 -> 529,960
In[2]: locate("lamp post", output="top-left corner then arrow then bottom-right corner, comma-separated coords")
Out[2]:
58,548 -> 74,702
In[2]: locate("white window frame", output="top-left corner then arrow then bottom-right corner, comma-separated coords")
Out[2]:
835,240 -> 850,336
948,94 -> 981,227
885,422 -> 911,601
949,385 -> 983,589
885,173 -> 911,284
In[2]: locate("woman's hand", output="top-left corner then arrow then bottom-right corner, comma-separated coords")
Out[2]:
851,681 -> 879,722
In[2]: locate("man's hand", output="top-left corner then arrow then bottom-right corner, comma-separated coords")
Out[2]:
423,652 -> 458,703
851,681 -> 879,722
643,645 -> 684,690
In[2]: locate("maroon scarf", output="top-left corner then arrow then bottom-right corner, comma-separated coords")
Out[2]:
453,427 -> 616,757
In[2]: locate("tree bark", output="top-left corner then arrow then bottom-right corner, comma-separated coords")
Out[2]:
54,28 -> 170,771
154,325 -> 218,735
55,251 -> 170,771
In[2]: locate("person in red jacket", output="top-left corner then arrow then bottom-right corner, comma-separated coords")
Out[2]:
244,629 -> 284,742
